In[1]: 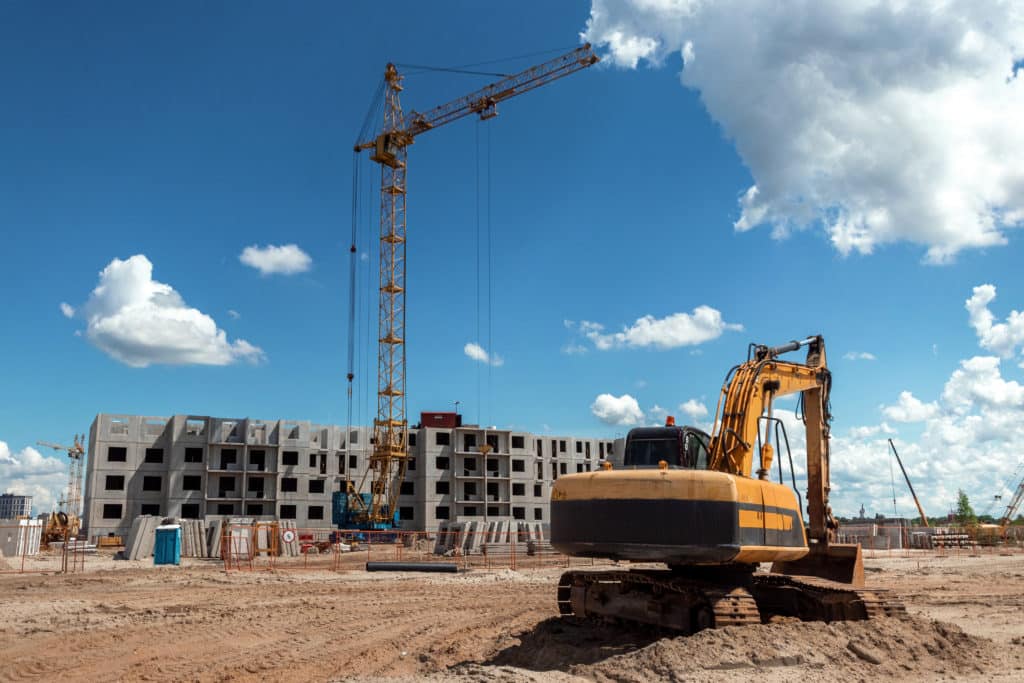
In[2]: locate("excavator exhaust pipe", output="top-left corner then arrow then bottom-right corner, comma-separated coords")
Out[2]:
770,543 -> 865,587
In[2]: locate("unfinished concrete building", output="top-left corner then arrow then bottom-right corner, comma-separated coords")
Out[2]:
83,413 -> 623,541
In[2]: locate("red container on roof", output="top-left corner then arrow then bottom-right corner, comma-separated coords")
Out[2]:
421,412 -> 462,429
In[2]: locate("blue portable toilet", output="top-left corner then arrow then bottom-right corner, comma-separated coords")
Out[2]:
154,524 -> 181,565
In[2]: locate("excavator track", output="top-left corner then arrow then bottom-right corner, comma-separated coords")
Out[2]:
558,570 -> 762,633
752,574 -> 906,621
558,570 -> 906,633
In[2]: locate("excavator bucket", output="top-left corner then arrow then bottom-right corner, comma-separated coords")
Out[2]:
770,543 -> 865,587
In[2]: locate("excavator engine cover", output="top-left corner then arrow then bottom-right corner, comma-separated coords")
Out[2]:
770,543 -> 864,587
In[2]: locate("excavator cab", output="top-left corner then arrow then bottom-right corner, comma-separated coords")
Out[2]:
623,421 -> 710,469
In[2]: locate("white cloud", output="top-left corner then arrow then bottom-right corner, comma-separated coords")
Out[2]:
882,391 -> 940,422
848,423 -> 896,440
464,342 -> 504,367
239,244 -> 312,275
0,442 -> 68,513
942,356 -> 1024,410
583,1 -> 1024,263
679,398 -> 708,420
81,254 -> 265,367
562,343 -> 588,355
591,393 -> 644,426
843,351 -> 876,361
59,302 -> 75,318
227,309 -> 241,320
965,284 -> 1024,361
577,305 -> 742,350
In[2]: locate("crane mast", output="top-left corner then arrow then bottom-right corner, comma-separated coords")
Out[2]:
350,45 -> 599,526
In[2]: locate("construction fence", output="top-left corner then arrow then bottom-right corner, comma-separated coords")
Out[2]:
0,522 -> 88,575
219,524 -> 601,572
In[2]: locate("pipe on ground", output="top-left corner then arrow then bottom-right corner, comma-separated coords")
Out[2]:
365,561 -> 459,573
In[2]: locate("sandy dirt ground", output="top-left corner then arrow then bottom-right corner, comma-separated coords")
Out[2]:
1,550 -> 1024,681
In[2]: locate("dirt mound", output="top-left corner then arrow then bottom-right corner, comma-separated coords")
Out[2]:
452,615 -> 1019,682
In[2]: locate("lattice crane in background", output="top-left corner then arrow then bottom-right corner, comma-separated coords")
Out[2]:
997,475 -> 1024,538
37,435 -> 86,516
347,45 -> 599,527
36,435 -> 86,543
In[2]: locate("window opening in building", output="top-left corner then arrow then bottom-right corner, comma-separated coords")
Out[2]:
350,430 -> 359,445
218,477 -> 236,497
536,439 -> 543,457
107,446 -> 127,462
399,506 -> 414,520
186,419 -> 206,436
309,453 -> 317,468
512,435 -> 524,449
181,503 -> 200,519
184,447 -> 203,463
248,478 -> 266,497
220,449 -> 237,469
486,482 -> 499,500
349,455 -> 358,469
400,481 -> 414,495
281,477 -> 297,492
282,451 -> 298,466
309,479 -> 325,494
512,483 -> 525,496
408,457 -> 416,471
319,454 -> 327,474
102,503 -> 122,519
436,456 -> 450,470
246,503 -> 264,515
512,507 -> 525,520
464,482 -> 477,497
585,442 -> 591,458
140,503 -> 160,516
561,463 -> 568,474
142,476 -> 162,491
105,475 -> 124,491
435,505 -> 450,519
576,464 -> 584,473
464,457 -> 478,473
144,448 -> 164,463
463,433 -> 477,450
435,432 -> 450,446
308,505 -> 324,520
436,481 -> 450,495
536,463 -> 543,480
183,475 -> 201,491
217,503 -> 234,515
576,441 -> 583,454
280,504 -> 296,519
408,433 -> 416,447
512,459 -> 525,472
486,434 -> 499,451
464,506 -> 477,516
487,505 -> 499,517
559,440 -> 566,453
250,450 -> 266,471
534,484 -> 542,497
534,508 -> 543,520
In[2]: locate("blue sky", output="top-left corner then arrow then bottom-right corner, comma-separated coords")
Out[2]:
3,1 -> 1024,517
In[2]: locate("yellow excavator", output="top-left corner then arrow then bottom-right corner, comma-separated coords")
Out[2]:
551,335 -> 905,631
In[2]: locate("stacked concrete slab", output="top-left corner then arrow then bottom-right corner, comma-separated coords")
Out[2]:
0,519 -> 43,558
434,520 -> 548,556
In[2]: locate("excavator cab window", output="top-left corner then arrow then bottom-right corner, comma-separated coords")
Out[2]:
682,431 -> 710,469
623,437 -> 679,467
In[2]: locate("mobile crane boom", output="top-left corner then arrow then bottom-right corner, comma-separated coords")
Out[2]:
888,438 -> 928,527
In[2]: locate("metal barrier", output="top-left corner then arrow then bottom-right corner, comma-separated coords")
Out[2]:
219,526 -> 601,573
0,524 -> 88,574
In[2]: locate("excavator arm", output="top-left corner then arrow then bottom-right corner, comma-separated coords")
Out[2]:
708,335 -> 859,583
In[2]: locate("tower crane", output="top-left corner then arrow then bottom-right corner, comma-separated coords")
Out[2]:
345,45 -> 599,527
997,474 -> 1024,538
888,439 -> 928,527
36,435 -> 86,543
